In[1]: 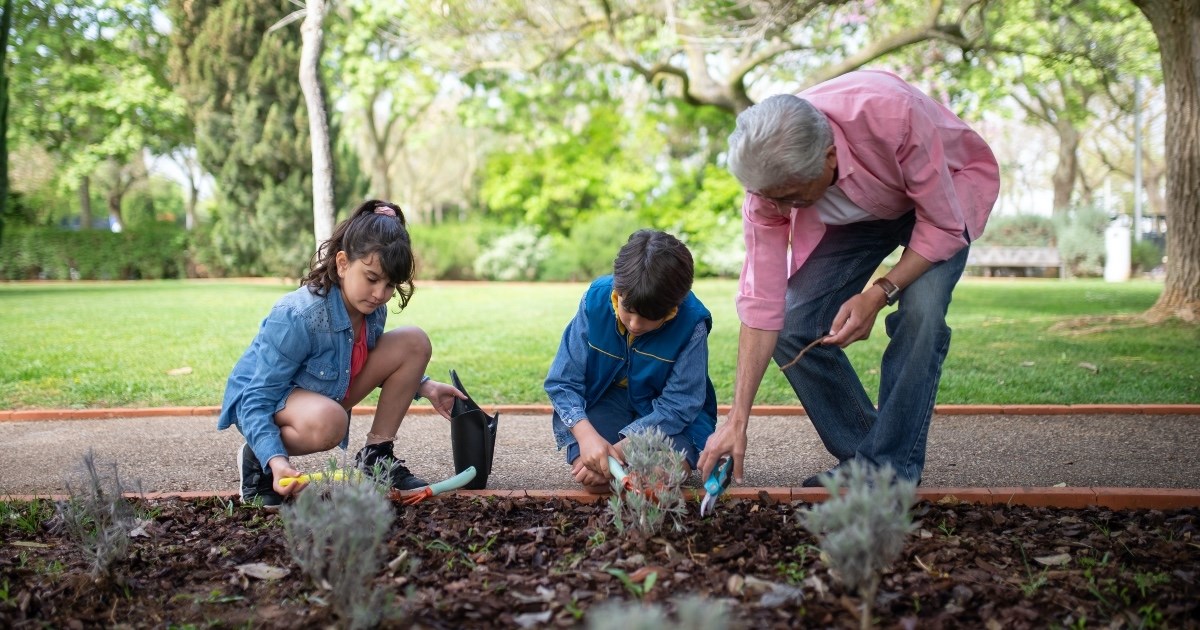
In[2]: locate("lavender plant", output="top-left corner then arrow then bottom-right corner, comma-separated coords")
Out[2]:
608,427 -> 689,537
585,595 -> 733,630
56,449 -> 141,579
800,460 -> 917,630
281,462 -> 396,629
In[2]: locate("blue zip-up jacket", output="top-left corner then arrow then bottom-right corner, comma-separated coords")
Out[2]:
218,284 -> 387,472
546,275 -> 717,452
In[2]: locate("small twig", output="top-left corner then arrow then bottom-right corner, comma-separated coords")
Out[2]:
779,336 -> 828,371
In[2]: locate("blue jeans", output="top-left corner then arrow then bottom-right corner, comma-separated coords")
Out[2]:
561,384 -> 700,468
773,212 -> 969,482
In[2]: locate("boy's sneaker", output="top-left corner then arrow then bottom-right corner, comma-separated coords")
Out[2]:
238,443 -> 284,509
355,441 -> 427,490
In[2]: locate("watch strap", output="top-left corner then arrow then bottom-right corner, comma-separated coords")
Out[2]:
873,277 -> 901,306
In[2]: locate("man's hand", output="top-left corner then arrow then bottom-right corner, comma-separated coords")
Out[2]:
571,420 -> 620,484
824,290 -> 886,348
421,379 -> 468,420
268,456 -> 306,496
697,416 -> 748,484
825,249 -> 935,348
699,324 -> 777,485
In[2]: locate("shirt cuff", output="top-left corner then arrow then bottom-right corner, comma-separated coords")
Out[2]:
735,293 -> 787,331
559,409 -> 587,429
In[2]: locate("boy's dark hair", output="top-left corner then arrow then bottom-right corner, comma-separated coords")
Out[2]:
302,199 -> 416,309
612,229 -> 694,320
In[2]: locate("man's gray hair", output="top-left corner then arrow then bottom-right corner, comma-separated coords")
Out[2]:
726,94 -> 833,192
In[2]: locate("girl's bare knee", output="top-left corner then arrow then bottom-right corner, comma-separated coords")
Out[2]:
383,326 -> 432,361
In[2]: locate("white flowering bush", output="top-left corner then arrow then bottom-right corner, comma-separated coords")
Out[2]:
473,226 -> 550,280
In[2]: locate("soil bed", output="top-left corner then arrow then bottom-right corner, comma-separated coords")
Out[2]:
1,495 -> 1197,628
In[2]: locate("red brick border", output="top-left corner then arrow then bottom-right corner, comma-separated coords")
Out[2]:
2,403 -> 1198,422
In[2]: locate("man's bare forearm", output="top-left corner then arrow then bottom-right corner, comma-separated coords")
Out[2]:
728,323 -> 779,426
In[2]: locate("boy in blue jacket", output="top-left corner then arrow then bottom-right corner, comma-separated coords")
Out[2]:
545,229 -> 718,491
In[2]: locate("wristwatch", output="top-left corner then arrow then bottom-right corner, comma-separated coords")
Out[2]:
872,277 -> 902,306
413,375 -> 431,401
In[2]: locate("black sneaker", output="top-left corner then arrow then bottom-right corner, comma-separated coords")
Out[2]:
801,470 -> 832,488
238,443 -> 284,509
355,441 -> 427,490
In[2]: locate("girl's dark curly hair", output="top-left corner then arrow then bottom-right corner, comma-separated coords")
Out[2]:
302,199 -> 416,310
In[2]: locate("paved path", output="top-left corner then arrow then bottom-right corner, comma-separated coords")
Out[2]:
2,412 -> 1197,496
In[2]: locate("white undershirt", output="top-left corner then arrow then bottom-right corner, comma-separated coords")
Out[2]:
814,184 -> 874,225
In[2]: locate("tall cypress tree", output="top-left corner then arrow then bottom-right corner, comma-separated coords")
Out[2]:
170,0 -> 313,277
0,0 -> 12,248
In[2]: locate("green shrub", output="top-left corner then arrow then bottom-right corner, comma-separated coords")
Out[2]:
1053,205 -> 1109,278
689,215 -> 744,278
976,213 -> 1056,247
1131,237 -> 1164,273
410,219 -> 491,280
0,225 -> 191,280
540,211 -> 645,281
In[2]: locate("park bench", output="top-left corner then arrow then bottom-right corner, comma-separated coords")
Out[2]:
966,245 -> 1063,278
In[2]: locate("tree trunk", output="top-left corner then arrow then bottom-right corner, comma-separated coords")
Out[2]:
1134,0 -> 1200,321
106,186 -> 123,233
370,117 -> 391,200
184,176 -> 198,231
300,0 -> 335,249
1051,121 -> 1080,214
79,176 -> 92,230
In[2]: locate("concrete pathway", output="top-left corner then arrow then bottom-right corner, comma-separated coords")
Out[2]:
2,411 -> 1197,498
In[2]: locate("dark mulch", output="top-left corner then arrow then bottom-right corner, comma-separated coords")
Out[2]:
1,495 -> 1197,628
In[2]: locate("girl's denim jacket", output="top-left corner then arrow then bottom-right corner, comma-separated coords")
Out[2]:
218,284 -> 387,472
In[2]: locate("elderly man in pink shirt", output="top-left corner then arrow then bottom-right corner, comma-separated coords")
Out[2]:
697,70 -> 1000,487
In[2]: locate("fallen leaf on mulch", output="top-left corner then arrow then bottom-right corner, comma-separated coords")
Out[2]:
1034,553 -> 1072,566
236,563 -> 289,580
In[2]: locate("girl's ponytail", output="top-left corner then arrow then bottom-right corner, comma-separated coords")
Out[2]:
302,200 -> 416,309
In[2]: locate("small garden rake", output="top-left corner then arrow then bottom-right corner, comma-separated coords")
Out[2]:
398,466 -> 478,505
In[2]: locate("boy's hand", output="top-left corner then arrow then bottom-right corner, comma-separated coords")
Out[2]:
421,379 -> 468,420
571,420 -> 620,482
268,456 -> 307,496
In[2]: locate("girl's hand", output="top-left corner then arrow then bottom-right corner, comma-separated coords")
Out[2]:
268,456 -> 307,496
421,379 -> 468,420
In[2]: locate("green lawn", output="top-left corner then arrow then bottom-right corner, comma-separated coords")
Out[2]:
0,278 -> 1195,409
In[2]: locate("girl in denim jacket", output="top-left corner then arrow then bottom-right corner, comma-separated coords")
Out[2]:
219,200 -> 464,507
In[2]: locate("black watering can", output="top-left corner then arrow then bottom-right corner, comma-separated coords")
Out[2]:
448,370 -> 498,490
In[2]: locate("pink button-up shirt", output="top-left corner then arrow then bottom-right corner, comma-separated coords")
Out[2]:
736,70 -> 1001,330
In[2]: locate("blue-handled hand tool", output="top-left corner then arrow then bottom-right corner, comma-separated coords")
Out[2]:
699,456 -> 733,517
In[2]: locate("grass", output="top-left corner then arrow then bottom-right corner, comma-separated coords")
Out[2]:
0,278 -> 1195,409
